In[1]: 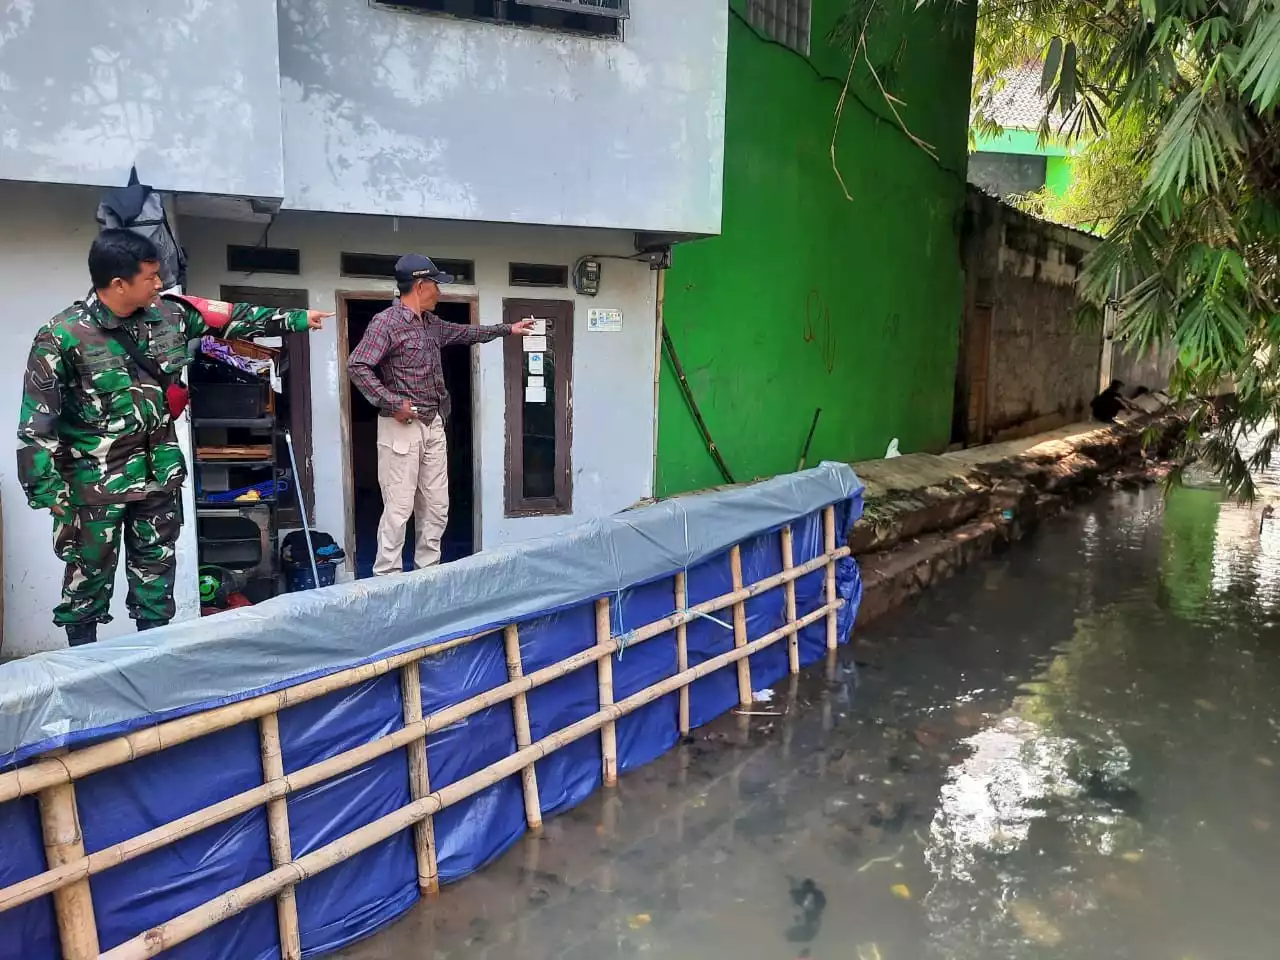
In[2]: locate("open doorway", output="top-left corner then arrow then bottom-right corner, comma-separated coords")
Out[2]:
339,294 -> 477,579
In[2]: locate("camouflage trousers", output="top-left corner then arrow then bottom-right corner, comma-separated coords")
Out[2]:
52,489 -> 182,627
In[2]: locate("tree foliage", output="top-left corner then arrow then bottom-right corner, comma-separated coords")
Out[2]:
841,0 -> 1280,498
1016,114 -> 1147,233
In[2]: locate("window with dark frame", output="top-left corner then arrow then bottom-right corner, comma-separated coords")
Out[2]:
746,0 -> 811,56
373,0 -> 626,39
509,262 -> 569,288
503,299 -> 574,516
226,245 -> 301,276
340,252 -> 475,285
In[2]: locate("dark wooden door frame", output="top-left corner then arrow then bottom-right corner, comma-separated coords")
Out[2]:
502,298 -> 574,517
335,291 -> 482,568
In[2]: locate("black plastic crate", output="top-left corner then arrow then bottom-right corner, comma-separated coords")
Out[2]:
197,515 -> 264,570
190,382 -> 270,420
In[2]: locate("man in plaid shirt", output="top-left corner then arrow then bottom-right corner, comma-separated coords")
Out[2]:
349,254 -> 534,575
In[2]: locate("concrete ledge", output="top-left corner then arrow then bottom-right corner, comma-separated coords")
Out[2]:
852,414 -> 1181,627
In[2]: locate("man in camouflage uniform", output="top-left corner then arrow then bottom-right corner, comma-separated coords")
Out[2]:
17,230 -> 329,646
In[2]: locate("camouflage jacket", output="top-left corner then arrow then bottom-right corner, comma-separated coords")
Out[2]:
17,292 -> 309,509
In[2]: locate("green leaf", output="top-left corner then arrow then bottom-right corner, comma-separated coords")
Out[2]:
1060,42 -> 1078,112
1237,3 -> 1280,110
1145,87 -> 1244,197
1042,37 -> 1064,95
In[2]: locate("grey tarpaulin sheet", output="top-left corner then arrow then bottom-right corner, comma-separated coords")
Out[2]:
0,462 -> 863,768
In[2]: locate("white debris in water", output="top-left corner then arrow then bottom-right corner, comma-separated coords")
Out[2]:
752,689 -> 776,703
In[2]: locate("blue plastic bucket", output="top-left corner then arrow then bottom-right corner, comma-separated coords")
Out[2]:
286,562 -> 339,592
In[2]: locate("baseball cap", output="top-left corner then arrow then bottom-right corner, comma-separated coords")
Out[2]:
394,253 -> 454,286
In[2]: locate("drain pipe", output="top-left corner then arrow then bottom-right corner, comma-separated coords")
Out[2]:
651,267 -> 665,496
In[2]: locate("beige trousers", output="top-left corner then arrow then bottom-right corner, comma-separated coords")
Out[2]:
374,415 -> 449,576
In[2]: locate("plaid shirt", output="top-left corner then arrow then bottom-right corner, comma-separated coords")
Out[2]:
349,301 -> 509,421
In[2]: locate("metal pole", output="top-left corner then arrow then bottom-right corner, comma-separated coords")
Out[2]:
283,429 -> 321,588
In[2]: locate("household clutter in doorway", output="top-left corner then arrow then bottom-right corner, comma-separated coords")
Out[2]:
189,335 -> 342,615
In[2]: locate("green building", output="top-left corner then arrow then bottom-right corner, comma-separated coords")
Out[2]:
655,0 -> 979,496
967,65 -> 1078,201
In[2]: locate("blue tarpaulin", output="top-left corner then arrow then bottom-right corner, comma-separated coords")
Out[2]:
0,463 -> 863,959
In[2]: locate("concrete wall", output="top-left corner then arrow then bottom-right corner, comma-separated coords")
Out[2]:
180,211 -> 658,551
957,190 -> 1101,445
1,1 -> 726,234
655,0 -> 977,495
0,182 -> 201,657
276,0 -> 728,233
967,154 -> 1047,199
1110,340 -> 1176,394
0,0 -> 285,199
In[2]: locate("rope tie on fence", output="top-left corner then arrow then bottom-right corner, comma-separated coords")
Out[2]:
612,588 -> 633,661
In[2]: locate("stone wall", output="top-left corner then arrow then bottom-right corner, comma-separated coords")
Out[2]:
955,189 -> 1103,445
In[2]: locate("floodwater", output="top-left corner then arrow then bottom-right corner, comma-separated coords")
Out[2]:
339,485 -> 1280,960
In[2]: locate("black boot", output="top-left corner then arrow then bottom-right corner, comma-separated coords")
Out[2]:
136,619 -> 170,632
65,623 -> 98,647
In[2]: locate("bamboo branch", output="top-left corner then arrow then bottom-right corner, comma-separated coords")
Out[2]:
781,525 -> 801,674
99,599 -> 843,960
0,628 -> 496,804
729,546 -> 753,706
400,662 -> 439,897
824,507 -> 841,652
674,571 -> 690,736
0,552 -> 848,807
259,713 -> 300,960
5,545 -> 860,911
596,598 -> 618,787
38,759 -> 98,960
0,537 -> 856,920
504,624 -> 543,831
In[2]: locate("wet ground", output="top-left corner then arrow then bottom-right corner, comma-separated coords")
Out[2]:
339,486 -> 1280,960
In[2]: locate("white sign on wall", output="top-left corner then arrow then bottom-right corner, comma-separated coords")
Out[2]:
586,308 -> 623,332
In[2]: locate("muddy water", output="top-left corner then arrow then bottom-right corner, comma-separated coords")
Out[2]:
338,487 -> 1280,960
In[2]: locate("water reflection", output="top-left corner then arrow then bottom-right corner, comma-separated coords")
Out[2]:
341,488 -> 1280,960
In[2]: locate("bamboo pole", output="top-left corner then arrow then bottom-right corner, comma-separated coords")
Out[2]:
824,506 -> 839,651
0,552 -> 853,913
503,624 -> 542,831
0,553 -> 848,807
780,525 -> 800,675
258,713 -> 300,960
37,757 -> 99,960
595,598 -> 618,787
1,632 -> 627,911
0,627 -> 497,805
99,599 -> 842,960
729,546 -> 753,706
674,571 -> 690,736
400,662 -> 439,897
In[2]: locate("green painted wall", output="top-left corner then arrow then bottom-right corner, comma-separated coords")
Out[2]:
656,0 -> 977,496
973,128 -> 1070,157
1044,155 -> 1075,197
969,130 -> 1077,198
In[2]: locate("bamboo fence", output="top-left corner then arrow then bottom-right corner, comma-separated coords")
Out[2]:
0,507 -> 851,960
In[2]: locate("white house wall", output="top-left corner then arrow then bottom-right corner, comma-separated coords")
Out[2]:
0,0 -> 285,199
276,0 -> 727,233
0,182 -> 201,657
179,211 -> 658,555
